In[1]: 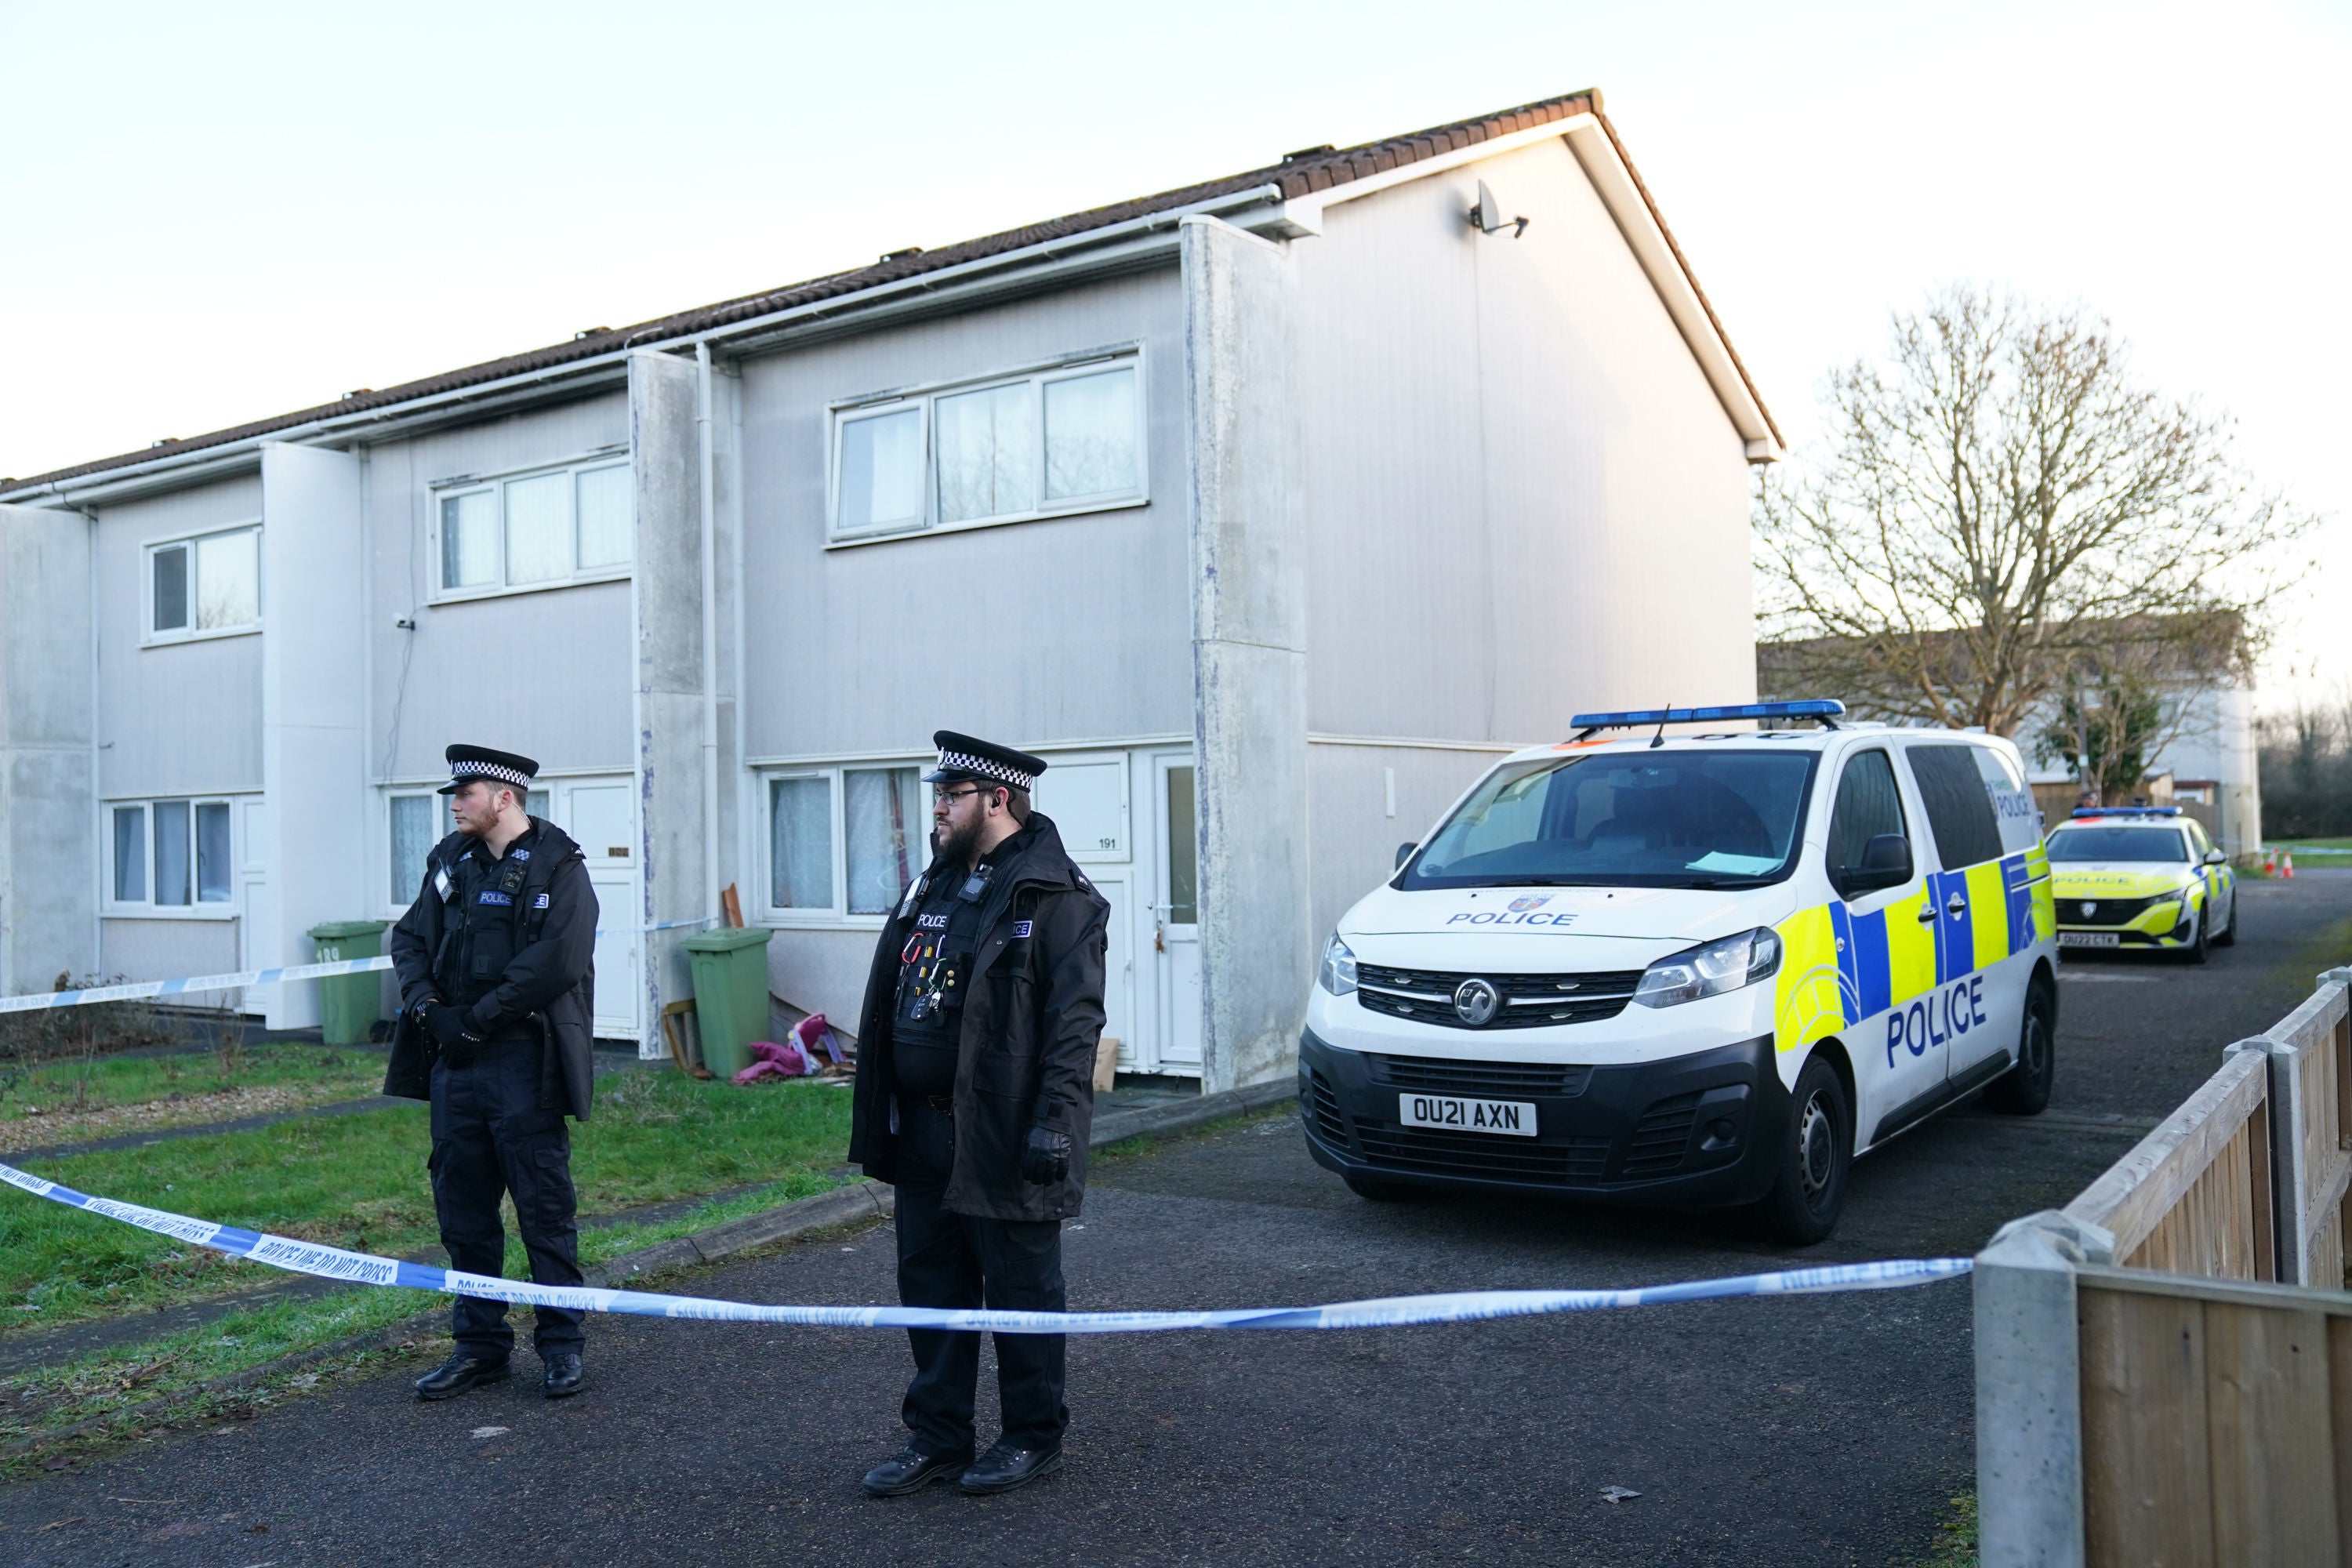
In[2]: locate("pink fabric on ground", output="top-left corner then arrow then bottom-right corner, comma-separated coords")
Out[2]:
732,1037 -> 815,1084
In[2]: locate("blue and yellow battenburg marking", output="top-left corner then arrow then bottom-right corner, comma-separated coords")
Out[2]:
1772,847 -> 2052,1054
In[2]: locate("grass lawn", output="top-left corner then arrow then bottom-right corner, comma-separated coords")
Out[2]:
2274,837 -> 2352,854
0,1069 -> 855,1330
0,1043 -> 387,1134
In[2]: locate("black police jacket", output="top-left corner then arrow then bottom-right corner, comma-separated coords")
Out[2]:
848,814 -> 1110,1221
383,819 -> 600,1122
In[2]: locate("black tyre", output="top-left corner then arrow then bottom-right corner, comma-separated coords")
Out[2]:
1754,1054 -> 1850,1247
2172,904 -> 2211,964
1985,980 -> 2056,1116
2212,889 -> 2238,947
1343,1174 -> 1426,1203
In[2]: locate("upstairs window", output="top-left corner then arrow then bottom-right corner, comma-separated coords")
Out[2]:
830,354 -> 1145,543
147,526 -> 260,641
433,456 -> 631,600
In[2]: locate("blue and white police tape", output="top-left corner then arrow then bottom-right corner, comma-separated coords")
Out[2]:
0,917 -> 720,1015
0,1159 -> 1969,1333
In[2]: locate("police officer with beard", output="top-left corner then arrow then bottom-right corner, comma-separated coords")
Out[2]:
852,733 -> 1109,1498
386,745 -> 599,1402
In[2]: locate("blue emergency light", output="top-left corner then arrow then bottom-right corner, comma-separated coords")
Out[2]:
1569,699 -> 1846,739
2069,806 -> 2180,818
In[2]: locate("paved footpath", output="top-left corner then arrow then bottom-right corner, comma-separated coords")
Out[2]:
4,872 -> 2349,1566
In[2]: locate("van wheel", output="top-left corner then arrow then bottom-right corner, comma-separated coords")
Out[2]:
1985,980 -> 2056,1116
1754,1055 -> 1849,1247
1344,1174 -> 1426,1203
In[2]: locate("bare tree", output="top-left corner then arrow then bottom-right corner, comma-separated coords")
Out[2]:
1755,286 -> 2305,738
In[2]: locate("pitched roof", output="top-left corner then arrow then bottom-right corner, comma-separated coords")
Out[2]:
3,86 -> 1775,495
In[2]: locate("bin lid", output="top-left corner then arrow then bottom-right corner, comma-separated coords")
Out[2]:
308,920 -> 391,939
682,925 -> 775,953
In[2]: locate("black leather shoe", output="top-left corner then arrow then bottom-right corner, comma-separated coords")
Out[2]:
412,1351 -> 510,1402
862,1446 -> 971,1498
541,1352 -> 585,1399
959,1439 -> 1063,1496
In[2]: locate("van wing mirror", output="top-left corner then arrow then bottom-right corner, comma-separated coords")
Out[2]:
1838,833 -> 1913,898
1395,842 -> 1417,871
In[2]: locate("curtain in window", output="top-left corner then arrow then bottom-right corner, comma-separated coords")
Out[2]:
504,473 -> 571,584
837,408 -> 924,532
154,801 -> 193,906
113,806 -> 147,902
151,546 -> 189,632
390,796 -> 437,902
195,802 -> 233,902
935,383 -> 1034,523
771,778 -> 833,909
846,767 -> 924,915
441,492 -> 498,589
1044,366 -> 1138,501
195,531 -> 259,629
575,464 -> 632,569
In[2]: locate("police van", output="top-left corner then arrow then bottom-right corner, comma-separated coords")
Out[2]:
2044,805 -> 2236,962
1298,701 -> 2058,1243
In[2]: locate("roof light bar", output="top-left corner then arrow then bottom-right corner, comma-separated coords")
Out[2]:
1568,699 -> 1845,739
2068,806 -> 2181,818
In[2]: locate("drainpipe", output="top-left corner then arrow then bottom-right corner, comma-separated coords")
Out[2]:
695,343 -> 721,925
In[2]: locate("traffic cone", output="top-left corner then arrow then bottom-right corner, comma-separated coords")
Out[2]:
2263,848 -> 2277,875
2284,851 -> 2296,880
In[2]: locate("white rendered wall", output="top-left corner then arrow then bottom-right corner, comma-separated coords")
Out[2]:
1292,136 -> 1756,744
259,444 -> 369,1029
0,504 -> 96,995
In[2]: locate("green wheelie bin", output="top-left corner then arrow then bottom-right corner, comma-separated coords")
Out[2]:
682,926 -> 776,1080
307,920 -> 391,1047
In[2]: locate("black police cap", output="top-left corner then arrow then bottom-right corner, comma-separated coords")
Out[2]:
923,731 -> 1047,793
438,744 -> 540,795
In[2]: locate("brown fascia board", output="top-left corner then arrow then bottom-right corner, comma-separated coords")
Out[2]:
2,85 -> 1773,495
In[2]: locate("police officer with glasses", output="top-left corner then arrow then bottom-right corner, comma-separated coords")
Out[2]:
852,732 -> 1110,1498
387,745 -> 600,1403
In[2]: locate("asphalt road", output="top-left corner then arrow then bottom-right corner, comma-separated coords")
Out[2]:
6,871 -> 2350,1567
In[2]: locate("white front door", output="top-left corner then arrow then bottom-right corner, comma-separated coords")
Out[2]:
550,778 -> 640,1040
1152,755 -> 1202,1073
1030,753 -> 1136,1075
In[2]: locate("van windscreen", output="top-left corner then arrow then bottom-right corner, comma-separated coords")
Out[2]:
1402,750 -> 1819,891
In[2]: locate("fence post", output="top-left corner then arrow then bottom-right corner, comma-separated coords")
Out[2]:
1976,1209 -> 2114,1568
2228,1035 -> 2305,1284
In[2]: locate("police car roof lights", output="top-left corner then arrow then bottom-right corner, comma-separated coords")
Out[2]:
1568,699 -> 1844,741
2068,806 -> 2181,818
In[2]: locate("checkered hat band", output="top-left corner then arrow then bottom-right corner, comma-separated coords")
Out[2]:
938,750 -> 1034,791
454,762 -> 534,788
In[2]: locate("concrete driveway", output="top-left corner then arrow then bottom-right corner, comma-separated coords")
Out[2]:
5,871 -> 2348,1566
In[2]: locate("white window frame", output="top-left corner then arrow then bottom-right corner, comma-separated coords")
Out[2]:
427,450 -> 633,605
825,346 -> 1149,548
102,793 -> 249,919
757,760 -> 936,927
142,521 -> 263,645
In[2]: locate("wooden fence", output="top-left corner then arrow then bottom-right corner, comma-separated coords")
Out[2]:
1976,967 -> 2352,1566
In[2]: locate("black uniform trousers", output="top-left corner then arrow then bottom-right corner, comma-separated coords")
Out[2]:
895,1096 -> 1068,1456
429,1040 -> 585,1358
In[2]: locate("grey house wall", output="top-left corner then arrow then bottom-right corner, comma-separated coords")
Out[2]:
1292,135 -> 1757,944
364,394 -> 635,787
1,504 -> 95,995
733,268 -> 1194,1030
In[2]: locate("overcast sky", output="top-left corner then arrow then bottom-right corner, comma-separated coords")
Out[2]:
4,0 -> 2344,707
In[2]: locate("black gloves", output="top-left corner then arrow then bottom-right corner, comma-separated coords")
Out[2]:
1019,1124 -> 1073,1185
423,1000 -> 481,1051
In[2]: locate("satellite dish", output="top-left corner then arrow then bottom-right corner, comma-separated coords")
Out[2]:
1470,180 -> 1529,238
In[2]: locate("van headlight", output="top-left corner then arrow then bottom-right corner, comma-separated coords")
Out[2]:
1633,927 -> 1783,1010
1318,934 -> 1359,996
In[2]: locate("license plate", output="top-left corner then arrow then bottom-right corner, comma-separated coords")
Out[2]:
1398,1093 -> 1537,1137
2060,931 -> 2121,948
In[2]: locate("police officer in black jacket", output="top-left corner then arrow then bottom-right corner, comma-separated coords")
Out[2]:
851,733 -> 1110,1499
386,745 -> 600,1402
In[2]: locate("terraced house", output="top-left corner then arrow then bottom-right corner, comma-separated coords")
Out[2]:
0,88 -> 1780,1094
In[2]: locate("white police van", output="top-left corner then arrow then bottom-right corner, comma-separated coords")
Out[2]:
1299,701 -> 2059,1243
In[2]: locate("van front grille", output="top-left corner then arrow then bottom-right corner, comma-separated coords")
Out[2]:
1355,966 -> 1643,1031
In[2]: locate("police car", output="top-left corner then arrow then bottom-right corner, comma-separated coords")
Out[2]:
2045,805 -> 2235,962
1298,701 -> 2058,1243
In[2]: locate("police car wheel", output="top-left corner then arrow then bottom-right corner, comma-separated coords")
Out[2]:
1985,981 -> 2056,1116
1343,1174 -> 1428,1203
1755,1056 -> 1849,1247
2172,909 -> 2210,965
2212,892 -> 2238,947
